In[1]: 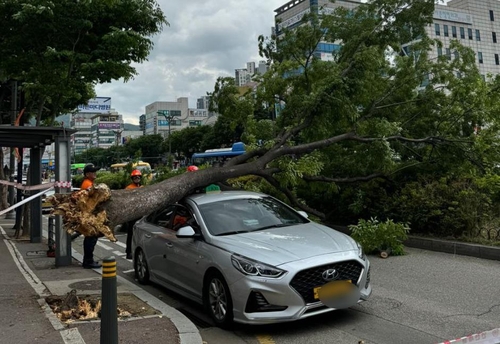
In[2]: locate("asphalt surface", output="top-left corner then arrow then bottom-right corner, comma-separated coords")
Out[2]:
1,214 -> 499,344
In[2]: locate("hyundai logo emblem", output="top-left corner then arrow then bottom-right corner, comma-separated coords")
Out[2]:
322,269 -> 338,281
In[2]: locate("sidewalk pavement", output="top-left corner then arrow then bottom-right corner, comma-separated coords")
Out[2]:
0,215 -> 202,344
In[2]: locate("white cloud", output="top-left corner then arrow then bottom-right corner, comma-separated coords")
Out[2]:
95,0 -> 284,124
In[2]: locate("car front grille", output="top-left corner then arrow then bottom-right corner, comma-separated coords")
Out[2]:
290,260 -> 363,304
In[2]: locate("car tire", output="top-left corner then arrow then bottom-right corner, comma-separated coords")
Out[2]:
134,249 -> 150,284
204,271 -> 234,328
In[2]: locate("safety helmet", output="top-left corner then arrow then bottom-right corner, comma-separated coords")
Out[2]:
186,165 -> 199,172
131,169 -> 142,177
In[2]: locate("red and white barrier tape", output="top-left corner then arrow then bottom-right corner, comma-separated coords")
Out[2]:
0,180 -> 72,190
438,328 -> 500,344
0,187 -> 54,217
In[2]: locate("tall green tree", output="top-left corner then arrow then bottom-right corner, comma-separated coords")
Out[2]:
169,126 -> 214,159
52,0 -> 500,238
0,0 -> 167,123
124,134 -> 164,164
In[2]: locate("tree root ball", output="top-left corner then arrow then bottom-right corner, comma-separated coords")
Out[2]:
49,183 -> 116,242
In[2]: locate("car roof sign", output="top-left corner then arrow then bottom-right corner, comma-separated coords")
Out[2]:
205,184 -> 221,194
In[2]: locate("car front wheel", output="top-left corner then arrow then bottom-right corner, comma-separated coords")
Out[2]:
134,249 -> 150,284
204,271 -> 234,328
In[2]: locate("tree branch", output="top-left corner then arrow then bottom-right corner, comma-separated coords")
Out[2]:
256,172 -> 326,219
303,173 -> 386,183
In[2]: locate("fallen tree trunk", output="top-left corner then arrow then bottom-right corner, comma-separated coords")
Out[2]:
49,133 -> 445,241
50,161 -> 263,241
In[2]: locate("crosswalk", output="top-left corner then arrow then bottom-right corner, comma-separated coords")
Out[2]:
72,232 -> 132,262
42,215 -> 133,265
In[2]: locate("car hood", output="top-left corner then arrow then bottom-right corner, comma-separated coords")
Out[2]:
212,223 -> 357,266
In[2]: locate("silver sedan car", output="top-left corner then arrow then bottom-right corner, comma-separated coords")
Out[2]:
132,189 -> 371,328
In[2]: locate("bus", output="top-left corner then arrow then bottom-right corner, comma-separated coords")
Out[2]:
71,163 -> 87,175
110,161 -> 152,173
191,142 -> 245,167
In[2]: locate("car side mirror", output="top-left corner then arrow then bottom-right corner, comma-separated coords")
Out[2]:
297,211 -> 309,219
176,225 -> 200,238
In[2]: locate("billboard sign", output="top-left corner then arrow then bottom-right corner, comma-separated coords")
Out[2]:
433,9 -> 473,24
77,97 -> 112,113
98,123 -> 121,129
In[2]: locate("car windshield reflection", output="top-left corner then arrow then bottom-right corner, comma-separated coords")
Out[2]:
198,197 -> 308,236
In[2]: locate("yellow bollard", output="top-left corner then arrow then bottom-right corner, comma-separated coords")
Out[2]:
100,257 -> 118,344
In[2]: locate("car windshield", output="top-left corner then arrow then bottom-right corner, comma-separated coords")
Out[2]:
197,196 -> 308,236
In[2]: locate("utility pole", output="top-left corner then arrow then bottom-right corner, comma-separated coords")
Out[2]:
112,129 -> 123,147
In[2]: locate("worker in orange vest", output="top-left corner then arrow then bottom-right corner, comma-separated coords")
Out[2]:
124,169 -> 143,259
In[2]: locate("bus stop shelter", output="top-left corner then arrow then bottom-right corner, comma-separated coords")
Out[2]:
0,126 -> 76,266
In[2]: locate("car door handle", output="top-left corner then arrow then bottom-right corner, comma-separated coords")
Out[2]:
165,242 -> 173,248
144,234 -> 152,238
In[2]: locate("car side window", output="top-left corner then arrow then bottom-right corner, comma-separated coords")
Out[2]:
151,205 -> 176,228
172,205 -> 195,231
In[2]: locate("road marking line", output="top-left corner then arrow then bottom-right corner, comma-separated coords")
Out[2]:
114,240 -> 126,249
257,334 -> 276,344
1,235 -> 49,297
113,250 -> 126,256
97,241 -> 114,250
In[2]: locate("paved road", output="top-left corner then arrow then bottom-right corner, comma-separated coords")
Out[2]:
72,222 -> 500,344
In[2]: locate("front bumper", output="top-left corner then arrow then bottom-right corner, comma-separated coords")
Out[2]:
228,252 -> 372,324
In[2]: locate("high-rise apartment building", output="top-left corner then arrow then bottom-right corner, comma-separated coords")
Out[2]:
197,96 -> 210,110
257,60 -> 268,74
235,68 -> 250,86
235,61 -> 270,86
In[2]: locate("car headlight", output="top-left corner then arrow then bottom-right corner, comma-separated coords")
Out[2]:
356,242 -> 366,261
231,254 -> 286,278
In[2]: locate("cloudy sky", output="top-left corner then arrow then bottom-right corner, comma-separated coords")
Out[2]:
95,0 -> 285,124
94,0 -> 450,125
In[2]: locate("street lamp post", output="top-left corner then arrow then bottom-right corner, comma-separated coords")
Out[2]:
112,129 -> 123,147
157,110 -> 174,168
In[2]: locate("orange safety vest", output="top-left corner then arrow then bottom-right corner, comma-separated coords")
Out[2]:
80,179 -> 93,190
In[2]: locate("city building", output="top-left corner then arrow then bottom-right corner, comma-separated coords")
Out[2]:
89,110 -> 124,149
197,96 -> 210,110
235,68 -> 251,87
121,130 -> 143,145
71,97 -> 125,157
234,61 -> 269,87
274,0 -> 361,61
143,97 -> 215,137
274,0 -> 500,77
425,0 -> 500,79
70,113 -> 93,157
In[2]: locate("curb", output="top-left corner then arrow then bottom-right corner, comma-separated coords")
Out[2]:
327,224 -> 500,261
0,219 -> 202,344
405,236 -> 500,261
70,250 -> 203,344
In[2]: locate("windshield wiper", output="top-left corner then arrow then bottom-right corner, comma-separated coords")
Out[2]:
216,230 -> 252,236
252,223 -> 293,231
